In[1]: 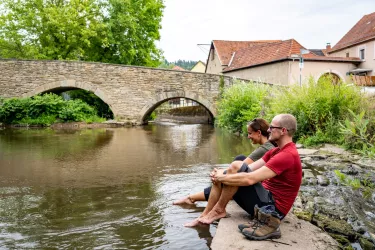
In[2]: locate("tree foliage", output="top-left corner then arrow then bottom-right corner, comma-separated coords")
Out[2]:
0,0 -> 164,66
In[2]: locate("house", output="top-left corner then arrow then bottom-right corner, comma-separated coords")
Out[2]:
191,61 -> 206,73
327,12 -> 375,85
205,40 -> 281,75
172,65 -> 186,71
205,39 -> 360,85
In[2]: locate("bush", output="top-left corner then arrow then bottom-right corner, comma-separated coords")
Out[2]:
0,97 -> 31,124
58,100 -> 97,122
28,94 -> 65,118
266,76 -> 366,142
65,90 -> 114,119
0,94 -> 105,126
216,80 -> 270,133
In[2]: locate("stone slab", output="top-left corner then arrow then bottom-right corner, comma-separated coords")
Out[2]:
211,201 -> 339,250
298,149 -> 319,155
319,144 -> 346,155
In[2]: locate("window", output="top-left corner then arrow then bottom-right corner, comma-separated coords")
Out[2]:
211,49 -> 215,61
359,48 -> 365,60
346,52 -> 349,58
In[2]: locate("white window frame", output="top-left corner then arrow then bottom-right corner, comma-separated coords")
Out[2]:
358,45 -> 366,61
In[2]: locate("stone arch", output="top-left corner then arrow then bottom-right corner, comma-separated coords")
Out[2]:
138,90 -> 216,124
21,79 -> 118,116
317,70 -> 344,85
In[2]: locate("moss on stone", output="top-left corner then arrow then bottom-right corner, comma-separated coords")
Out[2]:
293,210 -> 312,222
329,233 -> 351,246
312,214 -> 356,239
359,237 -> 375,250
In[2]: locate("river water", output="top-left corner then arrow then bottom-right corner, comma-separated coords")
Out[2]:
0,124 -> 256,249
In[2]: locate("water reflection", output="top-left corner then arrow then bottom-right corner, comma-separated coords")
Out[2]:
0,125 -> 256,249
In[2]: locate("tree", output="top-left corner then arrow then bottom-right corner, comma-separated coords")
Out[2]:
0,0 -> 164,67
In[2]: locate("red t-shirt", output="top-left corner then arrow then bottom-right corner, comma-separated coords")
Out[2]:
261,142 -> 302,215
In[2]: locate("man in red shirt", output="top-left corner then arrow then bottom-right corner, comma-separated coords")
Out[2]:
185,114 -> 302,240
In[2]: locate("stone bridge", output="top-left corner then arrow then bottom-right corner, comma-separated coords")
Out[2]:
0,60 -> 235,124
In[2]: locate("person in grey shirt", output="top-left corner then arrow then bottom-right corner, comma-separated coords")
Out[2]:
173,118 -> 275,205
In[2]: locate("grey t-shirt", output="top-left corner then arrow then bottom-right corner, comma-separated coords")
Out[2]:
248,141 -> 275,162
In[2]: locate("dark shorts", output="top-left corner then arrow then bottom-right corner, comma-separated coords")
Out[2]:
203,156 -> 282,217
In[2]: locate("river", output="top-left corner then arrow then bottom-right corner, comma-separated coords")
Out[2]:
0,124 -> 256,249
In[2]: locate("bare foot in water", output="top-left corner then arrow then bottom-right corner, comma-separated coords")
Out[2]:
173,196 -> 194,205
184,218 -> 202,227
198,208 -> 226,224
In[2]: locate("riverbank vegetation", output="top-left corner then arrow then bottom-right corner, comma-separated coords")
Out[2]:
216,76 -> 375,157
0,94 -> 106,126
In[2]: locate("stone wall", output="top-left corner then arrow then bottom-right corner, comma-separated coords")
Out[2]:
0,60 -> 234,124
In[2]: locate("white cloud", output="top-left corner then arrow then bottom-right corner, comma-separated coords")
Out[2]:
159,0 -> 375,61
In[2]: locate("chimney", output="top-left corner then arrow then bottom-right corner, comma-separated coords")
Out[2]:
326,43 -> 331,50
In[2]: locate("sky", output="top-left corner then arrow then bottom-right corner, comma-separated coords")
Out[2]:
159,0 -> 375,62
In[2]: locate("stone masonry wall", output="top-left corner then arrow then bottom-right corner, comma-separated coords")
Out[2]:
0,60 -> 234,124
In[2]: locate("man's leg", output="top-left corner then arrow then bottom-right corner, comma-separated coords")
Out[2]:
197,161 -> 243,224
184,180 -> 223,227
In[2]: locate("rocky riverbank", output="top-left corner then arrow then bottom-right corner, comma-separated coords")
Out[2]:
295,144 -> 375,250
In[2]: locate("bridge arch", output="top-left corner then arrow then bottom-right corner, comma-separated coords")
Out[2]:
139,90 -> 215,124
21,79 -> 118,116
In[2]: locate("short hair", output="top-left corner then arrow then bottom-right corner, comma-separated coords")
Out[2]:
276,114 -> 297,136
247,118 -> 270,137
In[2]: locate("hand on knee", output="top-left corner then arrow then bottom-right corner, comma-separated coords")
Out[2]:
228,161 -> 244,174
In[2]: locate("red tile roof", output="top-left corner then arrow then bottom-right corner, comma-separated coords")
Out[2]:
223,39 -> 360,72
330,12 -> 375,52
212,40 -> 282,66
172,65 -> 186,71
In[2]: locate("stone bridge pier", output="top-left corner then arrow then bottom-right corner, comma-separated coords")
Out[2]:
0,60 -> 235,124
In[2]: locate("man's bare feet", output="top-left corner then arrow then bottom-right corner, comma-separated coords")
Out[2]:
198,208 -> 226,224
173,196 -> 194,205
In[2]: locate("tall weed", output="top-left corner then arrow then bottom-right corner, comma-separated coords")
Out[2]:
339,109 -> 375,157
266,76 -> 365,141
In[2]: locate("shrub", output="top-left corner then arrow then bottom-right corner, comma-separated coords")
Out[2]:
0,94 -> 105,126
216,80 -> 270,133
0,97 -> 31,124
65,90 -> 114,119
266,76 -> 366,142
58,99 -> 97,122
28,94 -> 65,118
